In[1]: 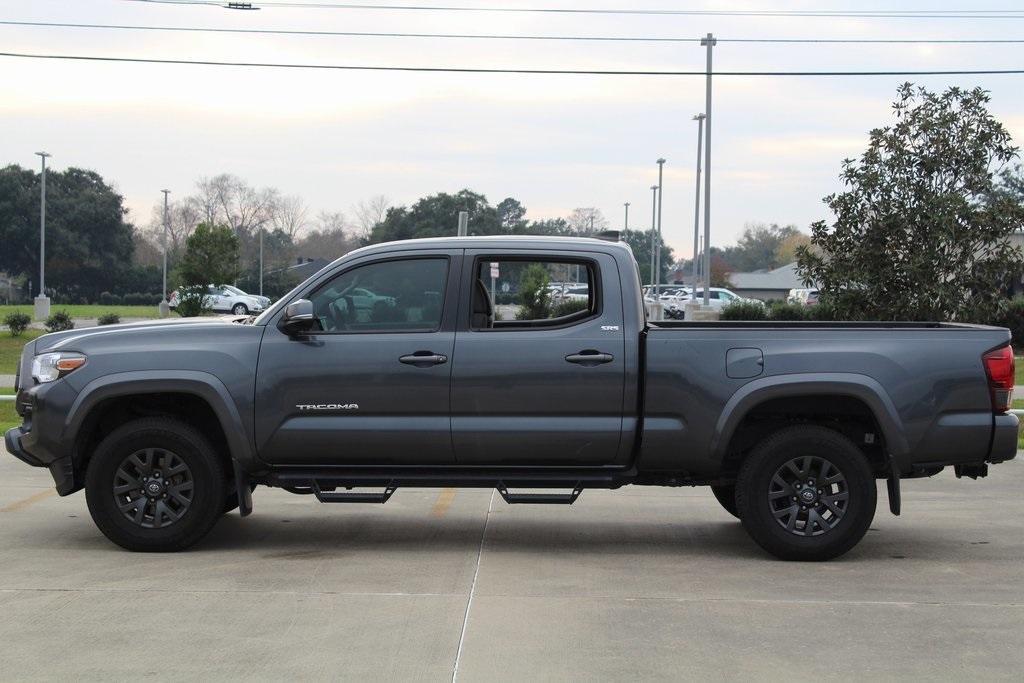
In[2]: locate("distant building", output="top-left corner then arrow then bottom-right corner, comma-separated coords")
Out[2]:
728,262 -> 811,301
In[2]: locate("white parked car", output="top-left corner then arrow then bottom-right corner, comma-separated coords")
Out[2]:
169,284 -> 269,315
669,287 -> 763,312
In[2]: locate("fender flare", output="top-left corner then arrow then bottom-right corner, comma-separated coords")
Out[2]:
65,370 -> 257,472
710,373 -> 908,460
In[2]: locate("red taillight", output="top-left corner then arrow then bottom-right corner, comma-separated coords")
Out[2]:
982,345 -> 1014,413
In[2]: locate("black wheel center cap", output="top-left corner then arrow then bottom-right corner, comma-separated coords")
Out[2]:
145,480 -> 164,497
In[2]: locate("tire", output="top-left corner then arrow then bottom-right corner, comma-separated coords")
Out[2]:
85,418 -> 226,552
736,425 -> 876,561
231,303 -> 248,315
710,484 -> 739,518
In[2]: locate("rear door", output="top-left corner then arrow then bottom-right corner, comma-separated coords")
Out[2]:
450,249 -> 627,466
254,249 -> 461,465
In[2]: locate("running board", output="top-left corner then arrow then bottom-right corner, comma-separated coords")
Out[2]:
313,481 -> 397,504
497,482 -> 583,505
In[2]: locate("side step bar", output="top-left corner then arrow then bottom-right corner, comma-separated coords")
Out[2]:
497,482 -> 583,505
313,481 -> 397,504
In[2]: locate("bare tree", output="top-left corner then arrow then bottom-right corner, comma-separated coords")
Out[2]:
352,195 -> 392,238
315,210 -> 348,235
567,207 -> 608,234
270,194 -> 310,240
145,199 -> 202,259
194,173 -> 277,238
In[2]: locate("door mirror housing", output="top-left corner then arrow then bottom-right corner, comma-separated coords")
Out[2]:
279,299 -> 318,336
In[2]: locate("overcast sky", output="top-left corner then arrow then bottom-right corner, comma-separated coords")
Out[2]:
3,0 -> 1024,259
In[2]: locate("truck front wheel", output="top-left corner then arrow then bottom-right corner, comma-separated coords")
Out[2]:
736,425 -> 877,561
85,418 -> 226,552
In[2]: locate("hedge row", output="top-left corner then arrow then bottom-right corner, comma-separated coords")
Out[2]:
98,292 -> 163,306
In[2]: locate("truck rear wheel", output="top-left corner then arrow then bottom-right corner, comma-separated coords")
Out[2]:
736,425 -> 876,561
710,484 -> 739,518
85,418 -> 226,552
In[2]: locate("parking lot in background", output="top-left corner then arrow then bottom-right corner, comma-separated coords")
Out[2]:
0,453 -> 1022,680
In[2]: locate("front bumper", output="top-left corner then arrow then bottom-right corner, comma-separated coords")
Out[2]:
5,425 -> 76,495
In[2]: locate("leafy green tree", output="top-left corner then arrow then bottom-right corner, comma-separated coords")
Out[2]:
175,223 -> 241,287
797,84 -> 1024,321
722,223 -> 804,272
622,230 -> 675,284
0,165 -> 139,302
516,263 -> 551,320
368,190 -> 500,243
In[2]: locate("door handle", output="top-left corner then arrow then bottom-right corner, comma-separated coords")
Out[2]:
399,351 -> 448,367
565,350 -> 614,366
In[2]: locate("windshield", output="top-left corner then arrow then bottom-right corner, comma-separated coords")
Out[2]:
222,285 -> 246,295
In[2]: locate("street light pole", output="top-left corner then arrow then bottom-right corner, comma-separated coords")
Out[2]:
159,189 -> 171,317
649,185 -> 658,288
623,202 -> 630,233
691,114 -> 705,289
700,33 -> 717,307
259,227 -> 264,297
34,151 -> 51,320
655,158 -> 666,290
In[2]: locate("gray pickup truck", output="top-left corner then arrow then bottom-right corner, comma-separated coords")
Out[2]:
5,236 -> 1019,560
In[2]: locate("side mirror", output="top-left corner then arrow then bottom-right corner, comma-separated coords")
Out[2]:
279,299 -> 318,336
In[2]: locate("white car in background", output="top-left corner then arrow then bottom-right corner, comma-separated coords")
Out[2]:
668,287 -> 763,312
169,284 -> 270,315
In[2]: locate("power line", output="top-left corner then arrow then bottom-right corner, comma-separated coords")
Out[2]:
6,20 -> 1024,44
122,2 -> 1024,19
3,50 -> 1024,76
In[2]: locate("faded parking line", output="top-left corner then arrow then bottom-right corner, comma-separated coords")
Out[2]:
431,488 -> 457,517
1,488 -> 56,513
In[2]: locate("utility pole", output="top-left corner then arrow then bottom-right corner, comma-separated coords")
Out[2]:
691,114 -> 705,289
159,190 -> 171,317
655,158 -> 666,289
649,185 -> 658,289
700,33 -> 716,306
34,151 -> 51,320
259,227 -> 264,296
623,202 -> 630,233
457,211 -> 468,236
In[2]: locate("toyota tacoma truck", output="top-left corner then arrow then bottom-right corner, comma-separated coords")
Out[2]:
5,236 -> 1019,560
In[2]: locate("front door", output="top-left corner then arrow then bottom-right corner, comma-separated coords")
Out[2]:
450,250 -> 627,466
255,250 -> 461,465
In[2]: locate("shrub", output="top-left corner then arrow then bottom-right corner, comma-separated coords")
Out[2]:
807,299 -> 839,321
4,312 -> 31,336
121,292 -> 161,306
44,310 -> 75,333
552,298 -> 589,318
767,301 -> 808,321
991,297 -> 1024,350
515,264 -> 552,320
98,291 -> 122,306
720,300 -> 768,321
174,285 -> 212,318
97,312 -> 121,326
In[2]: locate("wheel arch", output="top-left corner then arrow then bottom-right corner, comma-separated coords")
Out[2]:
712,373 -> 907,474
65,372 -> 257,492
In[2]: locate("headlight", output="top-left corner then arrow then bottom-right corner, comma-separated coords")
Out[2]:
32,352 -> 87,384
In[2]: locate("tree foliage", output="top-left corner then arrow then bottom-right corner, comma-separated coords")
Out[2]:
0,164 -> 142,302
175,223 -> 241,287
515,263 -> 552,320
721,223 -> 805,272
622,230 -> 676,285
797,84 -> 1024,321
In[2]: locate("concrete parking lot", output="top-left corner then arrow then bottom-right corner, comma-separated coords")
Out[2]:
0,454 -> 1022,681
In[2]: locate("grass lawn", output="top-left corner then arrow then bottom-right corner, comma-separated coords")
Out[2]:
0,305 -> 160,321
1016,357 -> 1024,386
1,387 -> 17,433
0,329 -> 43,374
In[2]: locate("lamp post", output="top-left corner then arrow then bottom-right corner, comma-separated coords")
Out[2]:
691,114 -> 705,289
655,158 -> 666,290
649,185 -> 658,288
34,151 -> 51,320
623,202 -> 630,233
700,33 -> 717,306
159,190 -> 171,317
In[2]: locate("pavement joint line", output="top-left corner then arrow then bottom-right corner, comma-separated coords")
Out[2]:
0,489 -> 56,513
0,587 -> 457,597
452,488 -> 494,683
